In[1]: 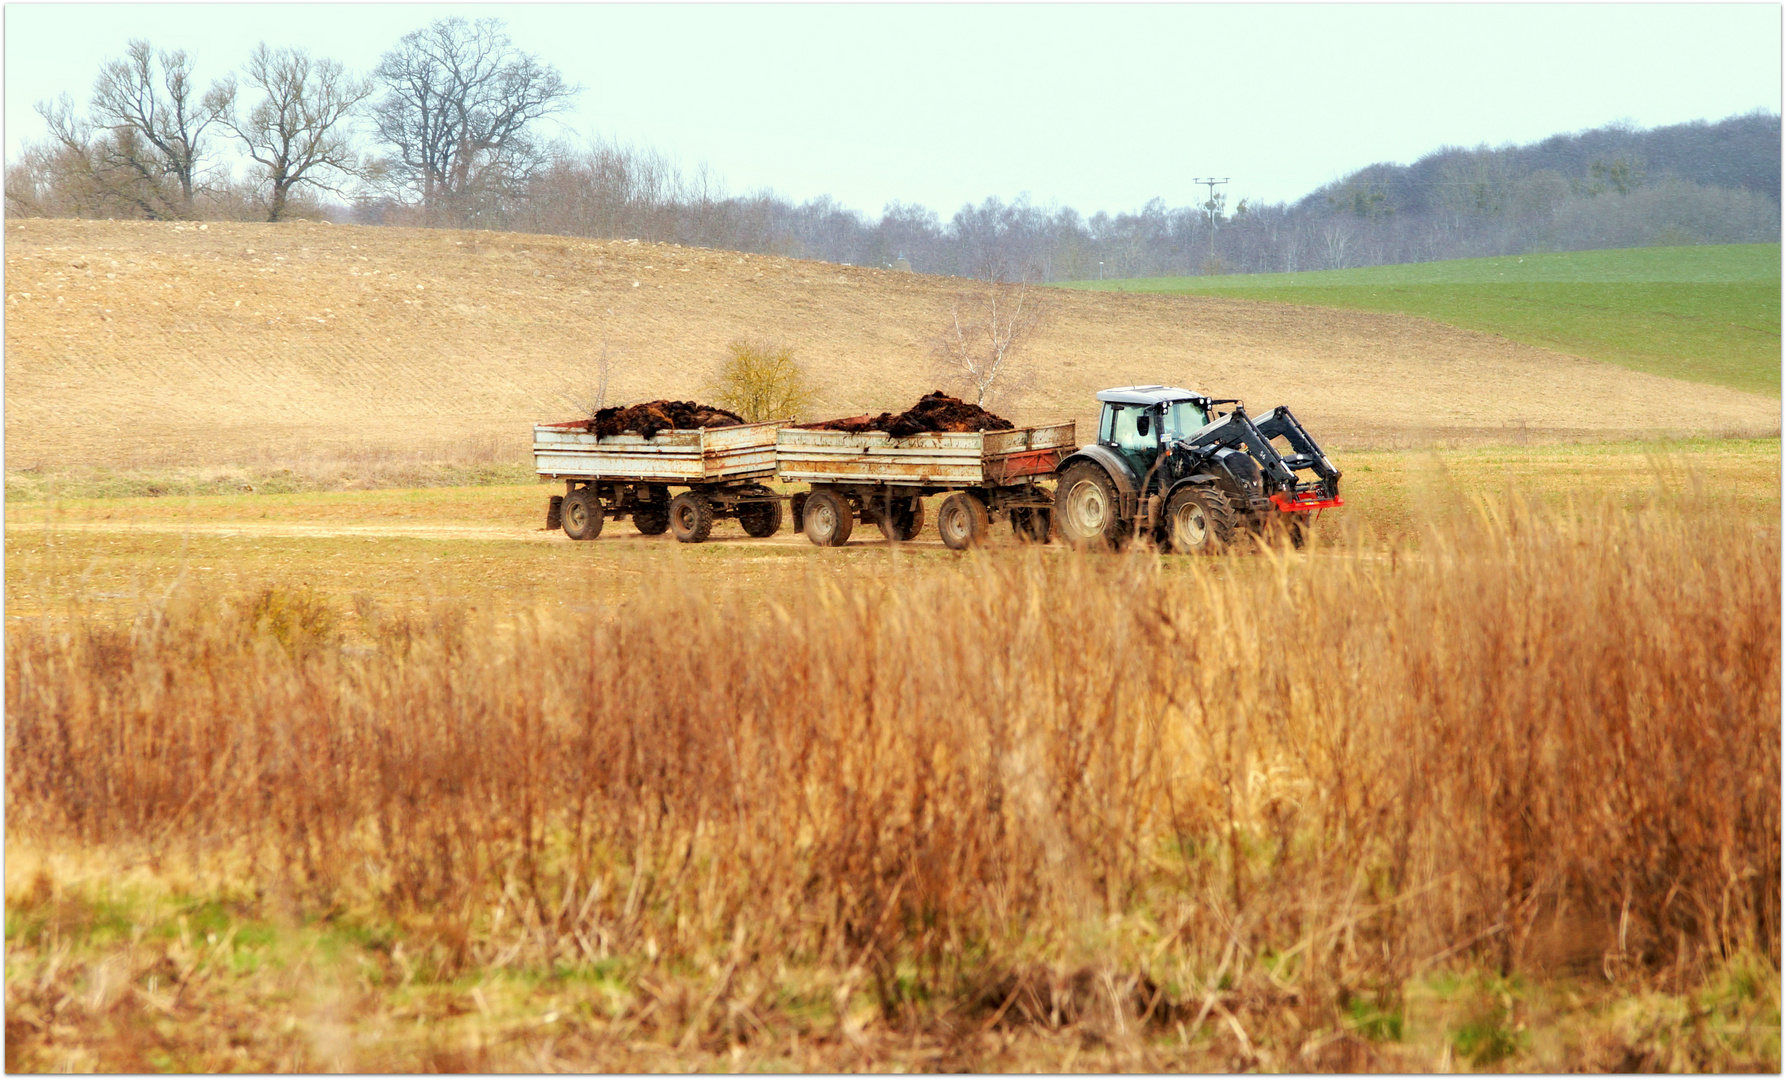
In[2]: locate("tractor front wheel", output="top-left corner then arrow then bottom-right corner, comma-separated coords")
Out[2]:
1163,485 -> 1237,555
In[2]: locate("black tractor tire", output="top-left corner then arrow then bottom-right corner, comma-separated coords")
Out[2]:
1054,462 -> 1125,549
803,488 -> 854,547
737,493 -> 784,538
562,489 -> 603,541
790,492 -> 809,534
1162,485 -> 1238,555
1011,505 -> 1052,543
876,495 -> 925,542
937,492 -> 991,551
668,491 -> 715,544
633,488 -> 671,535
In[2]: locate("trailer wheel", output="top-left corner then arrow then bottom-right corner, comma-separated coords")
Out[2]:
790,492 -> 809,534
737,492 -> 784,538
876,495 -> 925,542
1163,485 -> 1237,555
803,489 -> 854,547
562,489 -> 603,541
1011,506 -> 1052,544
633,503 -> 670,536
938,492 -> 991,550
669,491 -> 715,544
1055,462 -> 1124,549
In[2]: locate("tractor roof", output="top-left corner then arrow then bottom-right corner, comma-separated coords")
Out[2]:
1095,385 -> 1210,406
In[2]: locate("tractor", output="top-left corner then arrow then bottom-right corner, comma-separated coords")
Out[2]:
1052,385 -> 1343,552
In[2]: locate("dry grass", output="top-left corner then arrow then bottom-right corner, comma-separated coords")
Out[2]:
6,483 -> 1778,1071
5,218 -> 1777,474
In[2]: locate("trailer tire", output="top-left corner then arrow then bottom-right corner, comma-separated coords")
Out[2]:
803,489 -> 854,547
938,492 -> 991,551
876,495 -> 925,542
790,492 -> 809,534
737,490 -> 784,537
1055,462 -> 1124,549
1011,505 -> 1052,543
1163,485 -> 1237,555
669,491 -> 715,544
562,489 -> 603,541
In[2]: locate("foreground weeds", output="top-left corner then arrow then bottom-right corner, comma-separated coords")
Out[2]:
6,491 -> 1778,1070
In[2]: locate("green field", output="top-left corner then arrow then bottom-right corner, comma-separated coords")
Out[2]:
1062,244 -> 1782,395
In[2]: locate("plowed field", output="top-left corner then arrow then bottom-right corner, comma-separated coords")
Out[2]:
5,218 -> 1777,470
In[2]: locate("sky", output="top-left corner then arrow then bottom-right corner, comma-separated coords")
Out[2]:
4,3 -> 1780,219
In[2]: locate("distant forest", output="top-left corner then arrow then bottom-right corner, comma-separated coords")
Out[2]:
7,18 -> 1779,279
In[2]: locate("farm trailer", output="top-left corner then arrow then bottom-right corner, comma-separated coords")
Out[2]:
534,419 -> 788,543
775,421 -> 1078,549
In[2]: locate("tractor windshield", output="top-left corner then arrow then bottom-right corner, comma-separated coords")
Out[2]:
1159,399 -> 1209,441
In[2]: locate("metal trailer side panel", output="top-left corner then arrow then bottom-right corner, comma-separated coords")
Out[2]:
533,419 -> 781,482
774,422 -> 1075,486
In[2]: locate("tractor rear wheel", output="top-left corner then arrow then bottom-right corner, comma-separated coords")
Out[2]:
1163,485 -> 1238,555
803,489 -> 854,547
669,491 -> 715,544
937,492 -> 991,550
562,489 -> 603,541
1055,462 -> 1124,549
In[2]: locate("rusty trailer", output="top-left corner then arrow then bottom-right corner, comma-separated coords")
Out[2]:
775,421 -> 1076,549
533,419 -> 786,543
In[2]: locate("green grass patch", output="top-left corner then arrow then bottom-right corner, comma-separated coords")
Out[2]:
1060,244 -> 1782,396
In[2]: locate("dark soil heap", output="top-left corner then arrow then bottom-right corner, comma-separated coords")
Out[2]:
812,391 -> 1015,439
586,400 -> 746,440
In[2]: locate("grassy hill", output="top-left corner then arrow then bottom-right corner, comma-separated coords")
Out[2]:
5,221 -> 1776,476
1063,245 -> 1782,395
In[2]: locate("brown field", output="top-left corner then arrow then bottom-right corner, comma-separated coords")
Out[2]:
5,217 -> 1781,1072
4,218 -> 1778,476
5,484 -> 1779,1072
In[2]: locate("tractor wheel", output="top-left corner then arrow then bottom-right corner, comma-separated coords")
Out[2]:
1011,505 -> 1052,543
737,491 -> 784,538
1054,462 -> 1125,549
562,489 -> 603,541
876,495 -> 925,542
1163,485 -> 1238,555
937,492 -> 991,551
668,491 -> 715,544
803,489 -> 854,547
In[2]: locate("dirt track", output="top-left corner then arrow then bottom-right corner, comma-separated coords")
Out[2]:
6,218 -> 1777,471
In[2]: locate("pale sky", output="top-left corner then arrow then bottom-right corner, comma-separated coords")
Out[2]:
4,3 -> 1780,218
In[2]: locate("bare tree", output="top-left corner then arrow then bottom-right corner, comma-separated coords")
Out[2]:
89,40 -> 226,216
370,17 -> 578,224
932,281 -> 1048,408
209,44 -> 371,222
554,340 -> 617,417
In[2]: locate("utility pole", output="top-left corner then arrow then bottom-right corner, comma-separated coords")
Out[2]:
1192,176 -> 1229,271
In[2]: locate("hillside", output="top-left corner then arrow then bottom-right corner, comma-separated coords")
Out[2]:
1066,245 -> 1783,395
4,219 -> 1777,471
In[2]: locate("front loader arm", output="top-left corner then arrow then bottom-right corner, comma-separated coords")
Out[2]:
1252,406 -> 1342,506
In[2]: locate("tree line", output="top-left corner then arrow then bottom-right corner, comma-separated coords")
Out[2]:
6,18 -> 1779,280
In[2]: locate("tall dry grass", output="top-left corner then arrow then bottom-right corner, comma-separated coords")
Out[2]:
6,490 -> 1777,1049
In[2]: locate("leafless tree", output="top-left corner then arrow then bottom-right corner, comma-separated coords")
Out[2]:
209,44 -> 371,222
554,340 -> 617,417
89,40 -> 226,216
370,17 -> 578,224
932,280 -> 1048,408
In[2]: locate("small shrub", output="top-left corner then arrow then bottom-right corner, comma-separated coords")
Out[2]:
709,339 -> 815,423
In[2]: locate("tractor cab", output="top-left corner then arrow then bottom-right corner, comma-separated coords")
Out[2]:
1095,386 -> 1214,488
